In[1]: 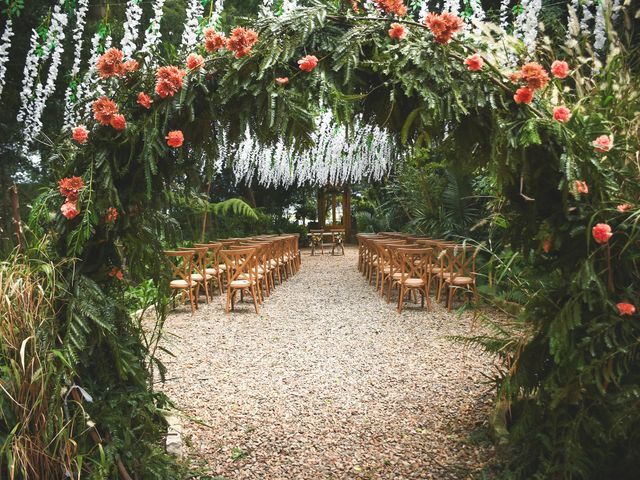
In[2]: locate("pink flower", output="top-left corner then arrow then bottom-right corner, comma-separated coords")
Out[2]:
617,302 -> 636,316
543,238 -> 552,253
61,201 -> 80,220
166,130 -> 184,148
592,223 -> 612,244
550,60 -> 569,79
275,77 -> 289,85
424,12 -> 464,44
108,266 -> 124,281
122,59 -> 139,74
514,87 -> 534,105
137,92 -> 153,109
593,135 -> 612,153
110,114 -> 126,131
92,97 -> 119,126
388,23 -> 407,40
226,27 -> 258,58
96,48 -> 124,79
72,125 -> 89,144
464,53 -> 483,72
616,203 -> 632,212
204,28 -> 226,53
155,66 -> 186,99
298,55 -> 318,72
105,207 -> 118,223
186,53 -> 205,70
58,176 -> 84,201
553,106 -> 571,123
575,180 -> 589,194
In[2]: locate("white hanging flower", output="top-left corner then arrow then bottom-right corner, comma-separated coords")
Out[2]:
281,0 -> 298,15
260,0 -> 275,17
140,0 -> 167,65
0,18 -> 14,98
121,0 -> 144,59
513,0 -> 542,56
208,0 -> 225,27
180,0 -> 204,54
63,0 -> 89,129
579,0 -> 594,38
418,1 -> 429,23
76,32 -> 112,122
499,0 -> 510,31
16,29 -> 43,124
21,1 -> 68,153
593,1 -> 607,52
442,0 -> 461,15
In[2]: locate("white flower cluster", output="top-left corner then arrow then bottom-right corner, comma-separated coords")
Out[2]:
180,0 -> 205,54
0,18 -> 13,98
442,0 -> 461,15
75,31 -> 113,123
121,0 -> 144,59
499,0 -> 511,31
16,30 -> 44,124
140,0 -> 166,66
467,0 -> 486,36
228,113 -> 397,188
593,1 -> 607,52
208,0 -> 225,28
260,0 -> 275,17
513,0 -> 542,56
20,1 -> 68,154
63,0 -> 89,129
281,0 -> 298,15
579,0 -> 594,37
418,1 -> 429,23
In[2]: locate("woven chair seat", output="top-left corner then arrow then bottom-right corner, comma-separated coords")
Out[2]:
191,273 -> 213,282
230,279 -> 252,288
446,276 -> 473,285
402,277 -> 425,287
170,279 -> 197,288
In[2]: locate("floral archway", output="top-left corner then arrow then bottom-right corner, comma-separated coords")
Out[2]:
23,1 -> 639,478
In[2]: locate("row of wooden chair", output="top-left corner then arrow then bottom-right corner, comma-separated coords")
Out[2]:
164,234 -> 301,315
356,232 -> 479,312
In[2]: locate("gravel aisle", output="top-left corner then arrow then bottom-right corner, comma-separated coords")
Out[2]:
158,246 -> 495,479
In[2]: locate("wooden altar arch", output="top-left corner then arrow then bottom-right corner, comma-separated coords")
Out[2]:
317,184 -> 352,241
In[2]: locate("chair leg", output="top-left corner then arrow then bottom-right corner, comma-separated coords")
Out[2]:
447,285 -> 455,311
397,285 -> 405,313
250,286 -> 260,314
188,288 -> 196,314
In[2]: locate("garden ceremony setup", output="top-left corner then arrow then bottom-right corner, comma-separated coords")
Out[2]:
1,0 -> 639,479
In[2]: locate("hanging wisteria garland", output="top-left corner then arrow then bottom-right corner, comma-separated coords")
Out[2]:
513,0 -> 542,56
140,0 -> 167,66
180,0 -> 205,54
0,18 -> 14,98
226,113 -> 399,187
20,0 -> 68,154
121,0 -> 144,59
63,0 -> 89,129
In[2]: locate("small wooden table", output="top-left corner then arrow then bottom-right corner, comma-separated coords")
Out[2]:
309,230 -> 345,256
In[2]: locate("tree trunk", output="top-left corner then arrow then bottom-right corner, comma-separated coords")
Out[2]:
8,183 -> 24,251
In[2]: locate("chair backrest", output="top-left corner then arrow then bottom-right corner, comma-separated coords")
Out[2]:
219,247 -> 258,284
397,247 -> 434,281
179,246 -> 209,275
194,242 -> 223,269
445,244 -> 478,278
164,250 -> 195,283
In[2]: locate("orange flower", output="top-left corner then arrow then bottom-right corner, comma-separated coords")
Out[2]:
204,28 -> 226,53
376,0 -> 407,16
155,66 -> 186,98
616,203 -> 632,212
592,223 -> 612,244
92,96 -> 119,126
186,53 -> 205,70
122,59 -> 139,74
105,207 -> 118,223
575,180 -> 588,194
137,92 -> 153,109
424,12 -> 464,44
553,106 -> 571,123
96,48 -> 125,79
510,62 -> 550,90
58,176 -> 84,201
110,114 -> 126,131
166,130 -> 184,148
72,125 -> 89,144
542,238 -> 553,253
61,201 -> 80,220
226,27 -> 258,58
464,53 -> 483,71
388,23 -> 407,40
298,55 -> 318,72
616,302 -> 636,316
514,87 -> 534,105
550,60 -> 569,79
108,266 -> 124,281
275,77 -> 289,85
593,135 -> 612,153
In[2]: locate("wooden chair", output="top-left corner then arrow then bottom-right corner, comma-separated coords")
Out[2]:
309,230 -> 324,256
442,244 -> 479,311
194,242 -> 224,295
164,250 -> 198,314
179,246 -> 212,304
331,230 -> 345,256
395,247 -> 434,313
219,247 -> 260,314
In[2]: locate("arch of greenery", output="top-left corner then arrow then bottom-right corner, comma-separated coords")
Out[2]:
19,3 -> 638,479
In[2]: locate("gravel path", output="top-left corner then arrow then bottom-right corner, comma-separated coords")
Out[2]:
158,246 -> 496,479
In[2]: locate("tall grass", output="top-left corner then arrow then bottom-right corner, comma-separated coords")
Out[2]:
0,254 -> 82,479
